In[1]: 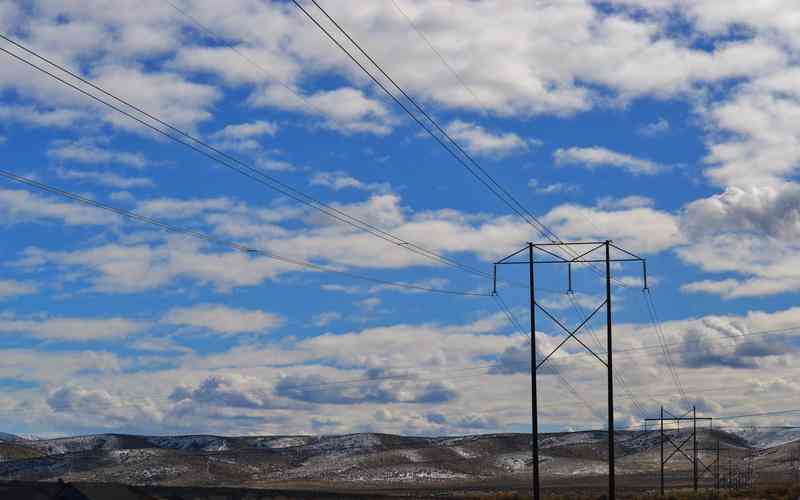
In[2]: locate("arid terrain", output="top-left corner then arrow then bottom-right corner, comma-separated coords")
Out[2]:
0,428 -> 799,498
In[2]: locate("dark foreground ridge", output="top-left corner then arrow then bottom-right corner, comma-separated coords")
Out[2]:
0,480 -> 410,500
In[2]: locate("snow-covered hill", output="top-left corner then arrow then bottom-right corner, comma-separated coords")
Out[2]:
0,429 -> 795,488
727,427 -> 800,448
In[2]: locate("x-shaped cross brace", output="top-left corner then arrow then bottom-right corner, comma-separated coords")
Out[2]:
536,299 -> 608,369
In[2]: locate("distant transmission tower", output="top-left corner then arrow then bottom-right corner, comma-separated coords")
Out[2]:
494,240 -> 647,500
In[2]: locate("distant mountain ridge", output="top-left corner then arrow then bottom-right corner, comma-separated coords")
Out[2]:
0,429 -> 798,491
0,433 -> 20,443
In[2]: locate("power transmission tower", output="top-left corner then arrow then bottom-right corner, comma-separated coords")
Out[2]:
494,240 -> 647,500
645,407 -> 714,495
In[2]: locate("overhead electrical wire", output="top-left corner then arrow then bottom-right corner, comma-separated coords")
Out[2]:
297,0 -> 640,290
492,291 -> 604,421
0,33 -> 493,283
565,293 -> 649,419
290,0 -> 563,246
642,288 -> 691,410
388,0 -> 482,106
0,169 -> 489,297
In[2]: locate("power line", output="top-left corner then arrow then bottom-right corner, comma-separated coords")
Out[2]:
718,409 -> 800,421
565,292 -> 648,419
492,291 -> 604,421
642,288 -> 691,410
0,33 -> 492,283
0,169 -> 488,297
388,0 -> 483,106
290,0 -> 563,246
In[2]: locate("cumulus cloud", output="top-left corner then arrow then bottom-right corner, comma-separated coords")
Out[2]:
683,184 -> 800,240
274,372 -> 457,405
679,184 -> 800,298
169,375 -> 298,410
163,304 -> 283,334
310,170 -> 390,193
0,315 -> 147,341
554,146 -> 665,175
0,105 -> 85,128
54,167 -> 154,189
21,238 -> 298,293
679,317 -> 790,369
312,311 -> 341,327
596,196 -> 654,210
0,280 -> 37,300
47,139 -> 150,169
542,203 -> 683,253
210,120 -> 278,151
445,120 -> 535,157
638,117 -> 670,137
251,85 -> 394,135
0,188 -> 119,226
529,179 -> 579,195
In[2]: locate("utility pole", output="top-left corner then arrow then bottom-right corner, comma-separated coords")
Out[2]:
529,242 -> 540,500
605,241 -> 615,497
660,406 -> 664,497
693,406 -> 698,491
715,439 -> 720,495
495,241 -> 647,500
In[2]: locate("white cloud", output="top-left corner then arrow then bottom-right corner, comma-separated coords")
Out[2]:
554,146 -> 664,175
528,179 -> 578,195
0,280 -> 37,300
542,203 -> 683,254
310,170 -> 390,193
356,297 -> 382,313
210,120 -> 278,151
135,197 -> 239,220
596,195 -> 654,210
163,304 -> 283,335
445,120 -> 535,157
169,374 -> 299,410
0,349 -> 123,383
92,65 -> 220,131
0,315 -> 146,341
312,311 -> 341,327
0,105 -> 85,128
678,183 -> 800,298
212,120 -> 278,139
638,117 -> 670,137
54,167 -> 154,189
47,140 -> 150,169
702,69 -> 800,187
0,188 -> 119,226
20,238 -> 298,294
251,85 -> 394,135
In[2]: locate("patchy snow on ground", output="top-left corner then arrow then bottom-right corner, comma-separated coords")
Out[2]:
451,446 -> 479,459
29,435 -> 115,455
396,448 -> 424,462
147,436 -> 228,452
729,428 -> 800,449
110,449 -> 162,464
304,433 -> 383,455
540,432 -> 605,449
346,467 -> 469,482
251,436 -> 312,449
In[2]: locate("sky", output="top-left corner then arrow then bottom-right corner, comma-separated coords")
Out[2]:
1,0 -> 800,438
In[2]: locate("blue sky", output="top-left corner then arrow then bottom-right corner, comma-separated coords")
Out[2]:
1,0 -> 800,437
